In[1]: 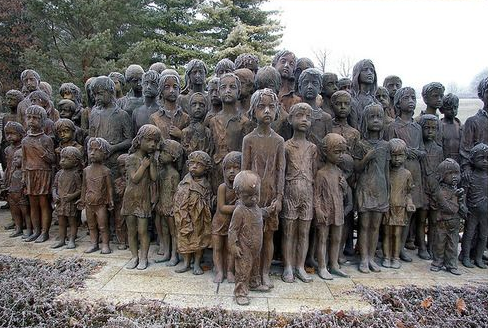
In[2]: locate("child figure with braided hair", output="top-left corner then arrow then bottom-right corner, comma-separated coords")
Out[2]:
51,146 -> 83,249
77,137 -> 114,254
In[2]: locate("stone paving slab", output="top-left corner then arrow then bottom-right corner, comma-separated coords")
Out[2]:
1,208 -> 487,314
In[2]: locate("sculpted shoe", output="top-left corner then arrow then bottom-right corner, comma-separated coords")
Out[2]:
318,267 -> 333,279
84,244 -> 99,254
369,260 -> 381,272
137,258 -> 148,270
448,268 -> 462,275
295,268 -> 313,283
34,233 -> 49,243
418,249 -> 431,260
390,258 -> 401,269
329,267 -> 349,278
462,257 -> 475,268
281,268 -> 294,283
9,230 -> 22,238
126,257 -> 139,269
400,251 -> 412,262
100,244 -> 112,254
382,258 -> 391,268
358,261 -> 370,274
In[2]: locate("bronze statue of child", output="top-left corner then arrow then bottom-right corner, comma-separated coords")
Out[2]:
439,93 -> 462,163
149,73 -> 189,142
331,90 -> 360,153
77,137 -> 114,254
51,146 -> 83,249
229,170 -> 268,306
213,151 -> 242,283
132,70 -> 160,134
54,118 -> 84,168
418,115 -> 444,260
337,78 -> 352,94
460,143 -> 488,269
337,154 -> 355,263
431,158 -> 467,275
272,50 -> 300,114
181,92 -> 212,158
119,64 -> 145,117
315,133 -> 349,279
6,149 -> 30,238
122,124 -> 161,270
383,75 -> 402,119
281,103 -> 317,283
155,139 -> 183,266
173,151 -> 213,275
353,103 -> 390,273
215,58 -> 235,77
383,139 -> 415,269
113,153 -> 128,250
350,59 -> 380,130
375,86 -> 394,129
320,73 -> 339,117
108,72 -> 126,100
204,77 -> 221,126
235,53 -> 259,74
22,105 -> 56,243
242,88 -> 285,288
234,68 -> 255,113
179,59 -> 208,113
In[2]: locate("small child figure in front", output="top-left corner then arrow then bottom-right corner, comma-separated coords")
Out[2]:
431,158 -> 466,275
213,151 -> 242,283
51,146 -> 83,249
181,92 -> 212,158
155,140 -> 183,266
383,139 -> 415,269
460,143 -> 488,269
113,153 -> 128,250
22,105 -> 56,243
242,88 -> 285,288
173,151 -> 213,275
281,103 -> 317,283
7,149 -> 30,238
78,137 -> 114,254
229,170 -> 267,306
122,124 -> 161,270
314,133 -> 349,279
439,93 -> 462,163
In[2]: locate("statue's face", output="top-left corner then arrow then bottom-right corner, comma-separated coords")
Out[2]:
189,66 -> 205,86
376,88 -> 390,109
424,90 -> 444,109
332,94 -> 351,118
299,74 -> 320,101
161,77 -> 180,102
359,63 -> 375,85
94,88 -> 113,107
275,53 -> 296,80
219,76 -> 239,104
207,81 -> 221,106
385,79 -> 402,99
398,91 -> 416,114
22,72 -> 39,92
189,94 -> 207,120
142,78 -> 159,98
113,79 -> 123,94
127,73 -> 143,93
59,103 -> 75,119
322,75 -> 338,98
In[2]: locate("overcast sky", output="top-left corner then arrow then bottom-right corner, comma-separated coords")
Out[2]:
262,0 -> 486,93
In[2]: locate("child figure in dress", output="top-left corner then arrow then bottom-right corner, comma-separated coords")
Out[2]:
431,158 -> 466,275
181,92 -> 212,158
460,143 -> 488,269
51,146 -> 83,249
213,151 -> 241,283
78,137 -> 114,254
22,105 -> 56,243
113,153 -> 128,250
54,119 -> 84,166
229,170 -> 267,306
7,149 -> 30,238
418,115 -> 444,260
353,103 -> 390,273
315,133 -> 349,279
173,151 -> 213,275
281,103 -> 317,283
242,88 -> 285,288
383,139 -> 415,269
122,124 -> 161,270
155,139 -> 183,266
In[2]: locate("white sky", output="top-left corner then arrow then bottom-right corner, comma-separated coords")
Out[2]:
262,0 -> 487,93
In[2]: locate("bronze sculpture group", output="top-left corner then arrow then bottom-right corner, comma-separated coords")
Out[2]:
1,51 -> 488,306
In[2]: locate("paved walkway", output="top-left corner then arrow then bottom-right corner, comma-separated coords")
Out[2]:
1,208 -> 487,314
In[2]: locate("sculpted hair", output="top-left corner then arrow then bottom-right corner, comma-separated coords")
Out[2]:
91,76 -> 116,95
222,150 -> 242,169
234,68 -> 255,85
220,72 -> 241,96
437,158 -> 460,182
159,73 -> 181,93
248,88 -> 279,123
255,66 -> 281,94
418,114 -> 439,128
215,58 -> 235,75
337,77 -> 352,89
39,82 -> 52,97
29,90 -> 50,105
187,150 -> 212,171
88,137 -> 111,156
129,124 -> 162,154
298,68 -> 323,91
233,170 -> 261,194
58,99 -> 76,111
20,69 -> 41,82
59,82 -> 82,105
421,82 -> 445,99
296,57 -> 314,70
125,64 -> 144,80
477,77 -> 488,99
109,72 -> 126,85
60,146 -> 83,164
183,59 -> 208,92
161,139 -> 183,162
440,93 -> 459,112
272,50 -> 296,68
351,59 -> 377,96
142,70 -> 160,85
469,143 -> 488,163
149,62 -> 166,73
26,105 -> 47,126
383,75 -> 402,87
6,89 -> 24,103
322,72 -> 338,84
331,90 -> 351,104
322,133 -> 347,152
393,87 -> 416,112
389,138 -> 407,154
54,118 -> 76,134
235,53 -> 259,73
360,103 -> 385,139
288,102 -> 312,120
4,121 -> 26,138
